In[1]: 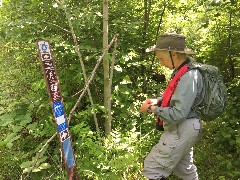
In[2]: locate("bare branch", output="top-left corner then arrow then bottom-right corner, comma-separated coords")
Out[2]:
41,20 -> 71,33
109,36 -> 118,95
59,0 -> 99,130
67,34 -> 118,124
23,133 -> 57,179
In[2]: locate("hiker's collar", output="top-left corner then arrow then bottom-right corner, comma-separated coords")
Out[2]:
174,59 -> 190,72
171,59 -> 190,79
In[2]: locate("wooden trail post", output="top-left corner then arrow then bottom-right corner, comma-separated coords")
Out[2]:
36,40 -> 79,179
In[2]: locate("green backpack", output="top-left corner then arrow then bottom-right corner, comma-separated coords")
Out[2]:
190,62 -> 228,121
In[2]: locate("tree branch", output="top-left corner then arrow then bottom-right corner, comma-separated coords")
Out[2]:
109,36 -> 118,96
58,0 -> 99,130
150,1 -> 167,67
67,34 -> 118,124
23,133 -> 57,179
41,20 -> 71,33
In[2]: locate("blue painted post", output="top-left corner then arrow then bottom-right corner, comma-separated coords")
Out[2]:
37,40 -> 79,179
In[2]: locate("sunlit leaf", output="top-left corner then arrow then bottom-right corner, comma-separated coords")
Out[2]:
32,163 -> 51,172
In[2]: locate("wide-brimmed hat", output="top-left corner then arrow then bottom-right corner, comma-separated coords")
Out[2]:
146,33 -> 195,54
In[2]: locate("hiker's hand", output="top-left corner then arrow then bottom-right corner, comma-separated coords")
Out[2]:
140,98 -> 156,113
140,101 -> 149,113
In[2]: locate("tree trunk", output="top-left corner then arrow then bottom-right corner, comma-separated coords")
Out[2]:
150,0 -> 166,65
140,0 -> 152,91
103,0 -> 111,135
141,0 -> 151,62
227,11 -> 234,81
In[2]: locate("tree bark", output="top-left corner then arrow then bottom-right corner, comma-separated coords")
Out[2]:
141,0 -> 151,61
103,0 -> 112,135
227,11 -> 234,81
150,1 -> 167,65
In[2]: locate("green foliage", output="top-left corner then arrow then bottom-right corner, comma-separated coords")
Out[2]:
71,121 -> 159,180
194,120 -> 240,179
0,0 -> 240,179
20,156 -> 51,173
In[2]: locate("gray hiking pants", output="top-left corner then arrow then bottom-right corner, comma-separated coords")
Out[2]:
142,118 -> 202,180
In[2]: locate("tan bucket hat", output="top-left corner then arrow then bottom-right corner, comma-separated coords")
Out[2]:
146,33 -> 195,54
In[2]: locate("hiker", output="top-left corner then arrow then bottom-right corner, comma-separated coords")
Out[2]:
140,33 -> 203,180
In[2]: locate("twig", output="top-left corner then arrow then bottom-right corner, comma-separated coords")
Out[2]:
41,20 -> 71,33
58,0 -> 99,130
109,36 -> 118,94
23,133 -> 57,179
59,148 -> 65,178
71,88 -> 83,97
108,37 -> 118,121
67,34 -> 118,124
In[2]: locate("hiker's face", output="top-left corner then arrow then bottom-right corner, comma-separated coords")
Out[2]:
156,50 -> 174,69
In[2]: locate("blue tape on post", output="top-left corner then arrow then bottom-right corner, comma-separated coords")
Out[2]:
53,101 -> 68,132
63,138 -> 75,168
58,121 -> 68,132
53,101 -> 65,118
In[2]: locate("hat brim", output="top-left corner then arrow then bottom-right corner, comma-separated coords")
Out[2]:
146,45 -> 195,55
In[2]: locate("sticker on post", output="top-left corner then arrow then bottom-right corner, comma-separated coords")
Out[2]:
63,138 -> 75,168
37,41 -> 51,53
41,53 -> 52,61
59,129 -> 70,142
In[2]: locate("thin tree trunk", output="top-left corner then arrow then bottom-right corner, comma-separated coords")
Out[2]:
155,1 -> 167,44
68,35 -> 118,124
103,0 -> 112,135
141,0 -> 151,61
59,0 -> 99,131
227,11 -> 234,80
109,37 -> 118,98
140,0 -> 151,81
151,1 -> 167,64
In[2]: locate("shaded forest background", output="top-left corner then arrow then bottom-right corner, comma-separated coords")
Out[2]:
0,0 -> 240,179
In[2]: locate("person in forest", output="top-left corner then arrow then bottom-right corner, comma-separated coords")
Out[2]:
140,33 -> 203,180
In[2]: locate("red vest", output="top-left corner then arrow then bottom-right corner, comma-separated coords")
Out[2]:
156,64 -> 189,130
